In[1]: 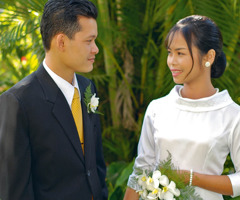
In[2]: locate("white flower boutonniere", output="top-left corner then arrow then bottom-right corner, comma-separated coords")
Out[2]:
84,83 -> 103,115
89,93 -> 99,113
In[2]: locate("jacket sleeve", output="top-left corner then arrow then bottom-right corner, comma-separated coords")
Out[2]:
0,92 -> 34,200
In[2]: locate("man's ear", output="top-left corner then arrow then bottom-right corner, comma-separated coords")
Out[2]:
56,33 -> 67,51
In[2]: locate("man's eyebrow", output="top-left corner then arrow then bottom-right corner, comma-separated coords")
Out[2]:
86,35 -> 97,39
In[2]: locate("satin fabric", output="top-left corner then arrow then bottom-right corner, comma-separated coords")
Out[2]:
128,85 -> 240,199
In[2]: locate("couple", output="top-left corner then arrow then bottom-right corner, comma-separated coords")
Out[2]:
0,1 -> 239,200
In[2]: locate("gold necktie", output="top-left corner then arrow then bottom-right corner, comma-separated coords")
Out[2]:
71,87 -> 84,154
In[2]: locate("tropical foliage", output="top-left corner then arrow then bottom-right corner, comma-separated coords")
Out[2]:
1,0 -> 240,199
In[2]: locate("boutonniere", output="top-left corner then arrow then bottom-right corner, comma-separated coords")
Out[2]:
84,83 -> 103,115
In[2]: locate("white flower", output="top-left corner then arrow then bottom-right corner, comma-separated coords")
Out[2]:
147,188 -> 162,199
84,84 -> 102,114
159,175 -> 169,186
137,170 -> 148,189
158,181 -> 180,200
167,181 -> 180,197
88,93 -> 99,113
137,189 -> 148,199
136,167 -> 181,200
146,176 -> 159,191
145,170 -> 163,191
152,170 -> 162,180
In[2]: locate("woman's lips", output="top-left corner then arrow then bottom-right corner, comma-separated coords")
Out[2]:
171,69 -> 182,77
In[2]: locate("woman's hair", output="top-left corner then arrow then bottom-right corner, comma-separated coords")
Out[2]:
40,0 -> 98,51
165,15 -> 226,78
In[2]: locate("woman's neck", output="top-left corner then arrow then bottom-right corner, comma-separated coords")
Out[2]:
180,84 -> 217,99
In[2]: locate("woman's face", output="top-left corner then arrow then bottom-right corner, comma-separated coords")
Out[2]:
167,31 -> 205,85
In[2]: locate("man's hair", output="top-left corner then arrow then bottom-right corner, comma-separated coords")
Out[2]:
40,0 -> 98,51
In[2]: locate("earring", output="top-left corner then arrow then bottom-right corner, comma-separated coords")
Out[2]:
205,61 -> 211,67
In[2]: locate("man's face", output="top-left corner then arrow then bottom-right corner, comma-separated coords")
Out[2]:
63,16 -> 99,74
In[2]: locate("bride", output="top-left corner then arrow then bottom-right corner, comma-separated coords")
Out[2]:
124,15 -> 240,200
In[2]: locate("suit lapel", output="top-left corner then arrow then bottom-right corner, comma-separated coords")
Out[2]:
36,64 -> 85,164
78,76 -> 94,166
52,93 -> 85,163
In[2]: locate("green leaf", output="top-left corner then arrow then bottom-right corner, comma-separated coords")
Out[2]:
83,83 -> 92,109
115,159 -> 134,187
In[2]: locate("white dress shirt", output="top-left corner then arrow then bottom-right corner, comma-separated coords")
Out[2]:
128,85 -> 240,199
43,59 -> 81,108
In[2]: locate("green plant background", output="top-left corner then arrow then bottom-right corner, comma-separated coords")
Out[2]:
0,0 -> 240,199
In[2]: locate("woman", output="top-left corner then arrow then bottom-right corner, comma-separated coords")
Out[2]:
124,15 -> 240,199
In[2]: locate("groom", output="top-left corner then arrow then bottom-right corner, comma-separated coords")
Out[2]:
0,0 -> 107,200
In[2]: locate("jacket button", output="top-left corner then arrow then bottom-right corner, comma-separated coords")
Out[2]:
87,170 -> 91,176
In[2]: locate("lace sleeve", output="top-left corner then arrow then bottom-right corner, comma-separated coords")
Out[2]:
127,168 -> 144,191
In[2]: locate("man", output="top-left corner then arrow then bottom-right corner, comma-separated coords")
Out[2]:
0,0 -> 108,199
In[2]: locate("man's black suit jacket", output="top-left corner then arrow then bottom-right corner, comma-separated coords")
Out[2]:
0,64 -> 108,200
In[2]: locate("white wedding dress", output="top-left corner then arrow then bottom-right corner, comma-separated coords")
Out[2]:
127,85 -> 240,199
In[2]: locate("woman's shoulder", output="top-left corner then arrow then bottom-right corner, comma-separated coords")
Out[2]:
149,95 -> 171,108
149,86 -> 178,106
221,89 -> 240,112
226,100 -> 240,118
146,86 -> 178,115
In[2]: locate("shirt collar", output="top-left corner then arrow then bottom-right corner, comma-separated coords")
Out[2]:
43,59 -> 81,108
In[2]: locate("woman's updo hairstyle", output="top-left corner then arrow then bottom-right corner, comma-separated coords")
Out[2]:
165,15 -> 226,78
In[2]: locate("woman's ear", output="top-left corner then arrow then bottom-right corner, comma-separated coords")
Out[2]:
204,49 -> 216,66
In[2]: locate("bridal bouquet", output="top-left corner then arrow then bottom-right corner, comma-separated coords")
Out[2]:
137,169 -> 180,199
135,153 -> 202,200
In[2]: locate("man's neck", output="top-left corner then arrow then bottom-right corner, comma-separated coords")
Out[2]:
45,54 -> 74,84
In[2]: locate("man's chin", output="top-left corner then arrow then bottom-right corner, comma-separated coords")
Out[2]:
78,65 -> 93,73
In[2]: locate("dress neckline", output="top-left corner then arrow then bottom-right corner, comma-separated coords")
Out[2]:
171,85 -> 233,112
178,87 -> 219,98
